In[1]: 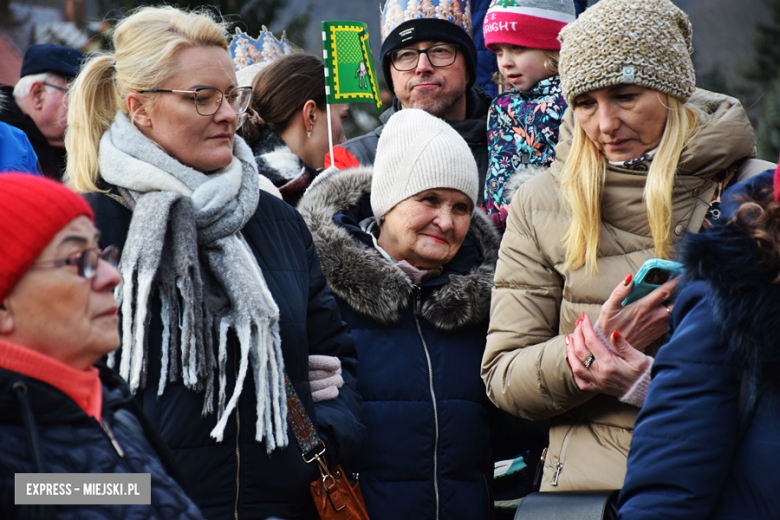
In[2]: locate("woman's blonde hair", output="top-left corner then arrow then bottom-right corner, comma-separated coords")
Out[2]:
561,95 -> 700,272
491,49 -> 559,86
65,6 -> 229,193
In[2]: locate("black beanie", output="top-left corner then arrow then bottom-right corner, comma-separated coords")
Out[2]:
380,19 -> 477,93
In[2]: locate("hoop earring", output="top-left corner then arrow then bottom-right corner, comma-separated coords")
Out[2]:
307,124 -> 313,138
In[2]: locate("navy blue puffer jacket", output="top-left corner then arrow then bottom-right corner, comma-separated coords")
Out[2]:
87,188 -> 365,520
618,200 -> 780,520
0,362 -> 204,520
299,167 -> 502,520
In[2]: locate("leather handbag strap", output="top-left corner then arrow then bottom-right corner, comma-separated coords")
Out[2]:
513,490 -> 619,520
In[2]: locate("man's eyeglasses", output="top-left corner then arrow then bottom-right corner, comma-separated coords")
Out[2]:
32,245 -> 120,280
138,86 -> 253,116
43,82 -> 69,94
390,44 -> 459,71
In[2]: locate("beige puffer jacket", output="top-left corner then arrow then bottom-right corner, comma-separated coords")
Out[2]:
482,89 -> 769,491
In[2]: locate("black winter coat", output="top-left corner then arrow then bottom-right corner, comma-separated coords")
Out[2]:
0,362 -> 204,520
332,85 -> 492,206
87,189 -> 365,520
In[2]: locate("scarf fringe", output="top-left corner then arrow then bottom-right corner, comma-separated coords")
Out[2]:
158,292 -> 172,397
208,237 -> 288,451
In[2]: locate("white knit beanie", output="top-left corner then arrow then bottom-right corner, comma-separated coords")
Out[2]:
371,109 -> 479,222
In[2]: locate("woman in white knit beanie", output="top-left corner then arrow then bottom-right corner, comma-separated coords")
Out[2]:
297,108 -> 506,520
482,0 -> 773,493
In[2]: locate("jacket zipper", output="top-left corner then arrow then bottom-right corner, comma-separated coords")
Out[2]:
413,286 -> 440,520
234,352 -> 241,520
100,421 -> 125,458
550,422 -> 577,487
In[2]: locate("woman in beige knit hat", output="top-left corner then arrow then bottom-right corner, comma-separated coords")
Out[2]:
482,0 -> 775,492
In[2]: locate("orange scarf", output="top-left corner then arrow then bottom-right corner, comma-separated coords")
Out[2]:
0,339 -> 103,421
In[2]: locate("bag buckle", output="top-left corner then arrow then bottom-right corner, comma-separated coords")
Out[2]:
302,445 -> 334,483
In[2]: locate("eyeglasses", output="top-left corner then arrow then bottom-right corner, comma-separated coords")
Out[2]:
43,82 -> 69,94
138,86 -> 253,116
390,44 -> 459,71
31,245 -> 120,280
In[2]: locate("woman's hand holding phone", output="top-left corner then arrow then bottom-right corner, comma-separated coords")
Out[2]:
597,272 -> 678,351
566,313 -> 651,396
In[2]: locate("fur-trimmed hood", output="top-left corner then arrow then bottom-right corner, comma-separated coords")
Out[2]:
681,213 -> 780,414
297,166 -> 501,330
250,126 -> 319,206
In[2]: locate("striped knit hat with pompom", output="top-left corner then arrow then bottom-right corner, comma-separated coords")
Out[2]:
484,0 -> 576,51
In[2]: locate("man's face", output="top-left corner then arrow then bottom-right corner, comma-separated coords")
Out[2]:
33,75 -> 69,147
389,40 -> 469,120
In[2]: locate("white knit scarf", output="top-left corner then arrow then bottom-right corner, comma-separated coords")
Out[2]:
99,112 -> 288,451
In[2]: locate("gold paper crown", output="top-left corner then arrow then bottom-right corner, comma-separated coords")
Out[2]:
380,0 -> 473,41
229,27 -> 292,85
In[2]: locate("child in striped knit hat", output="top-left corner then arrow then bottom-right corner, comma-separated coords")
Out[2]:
483,0 -> 575,228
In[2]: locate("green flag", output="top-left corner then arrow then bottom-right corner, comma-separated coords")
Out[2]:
322,21 -> 382,113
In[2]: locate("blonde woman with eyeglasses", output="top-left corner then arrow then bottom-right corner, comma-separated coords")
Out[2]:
64,6 -> 364,519
482,0 -> 774,492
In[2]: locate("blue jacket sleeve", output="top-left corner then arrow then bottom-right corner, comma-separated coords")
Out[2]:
618,281 -> 740,520
0,122 -> 40,175
298,216 -> 366,466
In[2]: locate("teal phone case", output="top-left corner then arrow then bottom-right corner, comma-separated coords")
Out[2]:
621,258 -> 683,307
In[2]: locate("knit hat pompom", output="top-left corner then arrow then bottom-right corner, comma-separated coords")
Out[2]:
558,0 -> 696,106
484,0 -> 576,51
0,174 -> 94,302
371,109 -> 478,222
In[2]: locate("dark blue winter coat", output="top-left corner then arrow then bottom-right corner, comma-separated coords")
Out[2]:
618,200 -> 780,520
87,188 -> 365,520
0,362 -> 204,520
298,167 -> 502,520
720,168 -> 775,218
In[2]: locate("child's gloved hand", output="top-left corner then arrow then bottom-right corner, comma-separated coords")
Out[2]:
488,205 -> 510,233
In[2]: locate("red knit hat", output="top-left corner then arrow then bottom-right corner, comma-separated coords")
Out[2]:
484,0 -> 576,51
0,174 -> 94,302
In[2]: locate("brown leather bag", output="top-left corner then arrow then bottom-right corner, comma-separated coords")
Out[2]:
285,374 -> 370,520
309,458 -> 370,520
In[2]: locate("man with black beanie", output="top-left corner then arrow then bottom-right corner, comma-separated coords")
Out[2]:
326,1 -> 491,207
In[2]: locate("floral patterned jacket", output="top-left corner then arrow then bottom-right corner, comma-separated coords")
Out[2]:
484,77 -> 567,216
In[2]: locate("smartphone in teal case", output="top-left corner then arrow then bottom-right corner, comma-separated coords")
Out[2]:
621,258 -> 683,307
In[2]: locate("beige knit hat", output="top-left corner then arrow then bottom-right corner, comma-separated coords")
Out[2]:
558,0 -> 696,106
371,109 -> 478,222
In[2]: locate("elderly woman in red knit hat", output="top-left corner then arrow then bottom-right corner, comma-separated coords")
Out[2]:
0,174 -> 205,520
